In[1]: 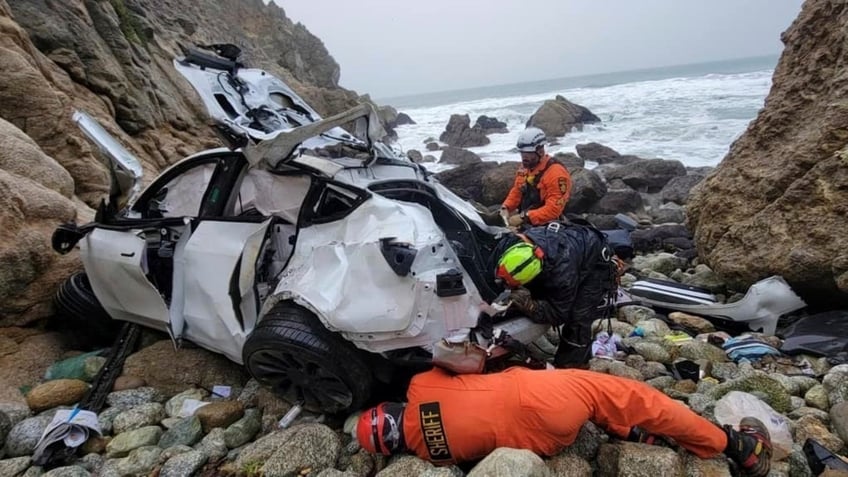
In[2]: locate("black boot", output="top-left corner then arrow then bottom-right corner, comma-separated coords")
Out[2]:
723,417 -> 772,477
553,341 -> 590,369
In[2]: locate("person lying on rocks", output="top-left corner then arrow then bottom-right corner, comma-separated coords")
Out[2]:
492,220 -> 617,367
348,366 -> 773,477
500,127 -> 572,229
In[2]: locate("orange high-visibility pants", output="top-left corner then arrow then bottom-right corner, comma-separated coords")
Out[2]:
534,369 -> 728,458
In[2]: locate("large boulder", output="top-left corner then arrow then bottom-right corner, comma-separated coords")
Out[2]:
0,119 -> 85,326
575,143 -> 621,164
565,168 -> 607,214
527,95 -> 600,137
435,162 -> 500,203
393,112 -> 415,126
481,162 -> 522,206
588,189 -> 643,215
603,159 -> 687,193
439,114 -> 490,147
660,174 -> 706,205
439,146 -> 482,166
630,224 -> 693,254
553,152 -> 585,170
122,340 -> 248,396
686,0 -> 848,303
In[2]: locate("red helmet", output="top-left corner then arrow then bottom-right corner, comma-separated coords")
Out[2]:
356,402 -> 405,455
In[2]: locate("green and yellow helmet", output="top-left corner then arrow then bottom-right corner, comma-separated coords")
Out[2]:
495,241 -> 544,288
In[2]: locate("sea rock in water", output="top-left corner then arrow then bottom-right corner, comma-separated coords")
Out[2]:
527,95 -> 600,137
553,152 -> 585,170
475,115 -> 508,134
439,114 -> 490,147
575,143 -> 621,164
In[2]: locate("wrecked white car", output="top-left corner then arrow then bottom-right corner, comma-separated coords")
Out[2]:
52,45 -> 549,413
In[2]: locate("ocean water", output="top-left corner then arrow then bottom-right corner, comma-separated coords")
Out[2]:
386,56 -> 777,171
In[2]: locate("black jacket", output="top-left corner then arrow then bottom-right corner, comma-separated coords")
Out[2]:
492,223 -> 610,326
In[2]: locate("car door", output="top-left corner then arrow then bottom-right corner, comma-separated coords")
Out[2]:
81,153 -> 229,333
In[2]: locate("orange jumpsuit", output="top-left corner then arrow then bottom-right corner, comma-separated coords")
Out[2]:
502,155 -> 572,226
402,367 -> 727,465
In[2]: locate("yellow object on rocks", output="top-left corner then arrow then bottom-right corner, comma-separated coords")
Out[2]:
664,331 -> 694,345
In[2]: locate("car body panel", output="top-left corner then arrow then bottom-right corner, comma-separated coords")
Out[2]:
81,228 -> 172,330
177,219 -> 271,363
73,110 -> 144,208
272,191 -> 484,353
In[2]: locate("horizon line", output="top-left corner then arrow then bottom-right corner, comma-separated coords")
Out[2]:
374,53 -> 778,104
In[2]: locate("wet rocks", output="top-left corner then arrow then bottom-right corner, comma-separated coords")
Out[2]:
667,312 -> 715,334
527,95 -> 600,137
546,453 -> 592,477
158,416 -> 203,449
224,408 -> 262,448
376,455 -> 458,477
4,413 -> 54,457
660,174 -> 706,205
262,424 -> 341,477
106,426 -> 163,458
564,168 -> 607,213
159,449 -> 208,477
25,379 -> 88,412
468,448 -> 549,477
439,114 -> 490,147
112,402 -> 165,434
597,442 -> 682,477
440,146 -> 483,166
604,159 -> 686,193
575,143 -> 621,164
195,400 -> 244,433
475,115 -> 508,134
0,456 -> 31,476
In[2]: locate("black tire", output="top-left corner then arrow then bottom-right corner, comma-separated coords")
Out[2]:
54,272 -> 123,347
242,302 -> 373,414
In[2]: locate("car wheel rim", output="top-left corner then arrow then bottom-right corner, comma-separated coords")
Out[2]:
248,348 -> 354,412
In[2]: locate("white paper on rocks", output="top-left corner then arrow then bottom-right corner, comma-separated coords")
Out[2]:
33,408 -> 102,462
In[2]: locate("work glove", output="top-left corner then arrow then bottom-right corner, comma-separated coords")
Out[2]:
510,287 -> 537,315
507,213 -> 526,227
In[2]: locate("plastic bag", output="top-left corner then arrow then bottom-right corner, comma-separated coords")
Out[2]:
714,391 -> 792,461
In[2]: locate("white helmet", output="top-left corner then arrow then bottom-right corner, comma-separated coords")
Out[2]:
516,127 -> 546,152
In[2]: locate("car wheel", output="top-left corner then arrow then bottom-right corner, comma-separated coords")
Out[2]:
243,302 -> 373,414
54,272 -> 123,347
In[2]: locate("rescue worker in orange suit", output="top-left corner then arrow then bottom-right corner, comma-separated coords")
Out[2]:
350,366 -> 772,477
492,222 -> 615,367
501,127 -> 572,229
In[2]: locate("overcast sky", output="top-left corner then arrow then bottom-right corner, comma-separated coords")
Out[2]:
278,1 -> 804,99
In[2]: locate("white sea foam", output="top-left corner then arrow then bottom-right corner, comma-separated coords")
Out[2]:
392,69 -> 772,171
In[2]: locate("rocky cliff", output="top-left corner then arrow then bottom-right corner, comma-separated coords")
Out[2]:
0,0 -> 363,326
687,0 -> 848,305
